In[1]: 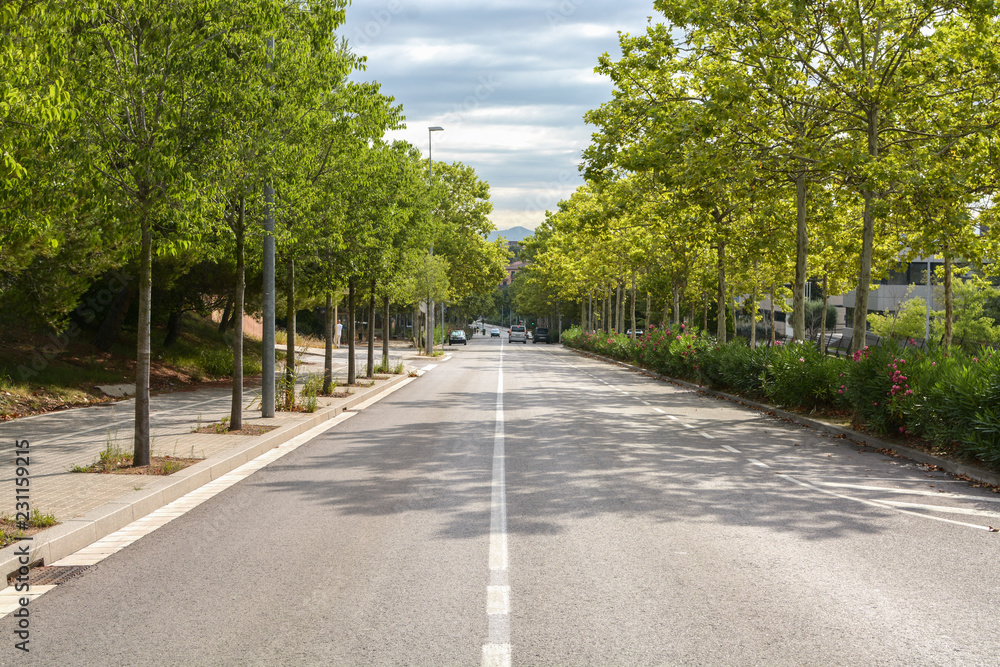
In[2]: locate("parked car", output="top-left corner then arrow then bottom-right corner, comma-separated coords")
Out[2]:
448,330 -> 467,345
509,325 -> 527,343
490,328 -> 501,338
533,327 -> 550,343
626,329 -> 643,337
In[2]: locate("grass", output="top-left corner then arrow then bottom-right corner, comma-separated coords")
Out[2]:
374,358 -> 406,374
0,509 -> 59,549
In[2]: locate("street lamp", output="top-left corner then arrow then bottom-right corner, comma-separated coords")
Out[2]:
426,126 -> 443,355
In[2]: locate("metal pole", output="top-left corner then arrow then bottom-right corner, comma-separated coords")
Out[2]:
261,37 -> 275,418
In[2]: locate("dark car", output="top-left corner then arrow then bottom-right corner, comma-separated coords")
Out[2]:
533,327 -> 550,343
448,330 -> 468,345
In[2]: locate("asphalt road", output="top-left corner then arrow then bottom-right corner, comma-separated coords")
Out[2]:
3,335 -> 1000,665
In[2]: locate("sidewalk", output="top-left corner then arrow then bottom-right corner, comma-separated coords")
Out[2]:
0,340 -> 430,580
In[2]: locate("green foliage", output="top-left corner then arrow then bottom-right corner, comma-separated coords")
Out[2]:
868,298 -> 928,341
197,348 -> 262,378
761,342 -> 845,411
909,348 -> 1000,465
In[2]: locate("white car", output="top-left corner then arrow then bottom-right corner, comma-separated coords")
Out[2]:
508,325 -> 527,343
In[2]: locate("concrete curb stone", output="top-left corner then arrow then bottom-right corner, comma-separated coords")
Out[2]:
0,372 -> 413,581
569,347 -> 1000,488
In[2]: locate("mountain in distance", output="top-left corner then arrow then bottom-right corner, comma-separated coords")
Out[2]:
487,226 -> 534,243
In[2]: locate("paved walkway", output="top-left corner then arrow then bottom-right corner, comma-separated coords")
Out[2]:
0,341 -> 424,524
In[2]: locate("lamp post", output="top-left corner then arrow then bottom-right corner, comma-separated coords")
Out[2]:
426,126 -> 443,355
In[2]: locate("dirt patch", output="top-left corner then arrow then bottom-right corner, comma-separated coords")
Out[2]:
72,455 -> 202,475
192,423 -> 277,436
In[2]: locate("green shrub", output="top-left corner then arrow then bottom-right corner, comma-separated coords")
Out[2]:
197,348 -> 261,377
908,347 -> 1000,464
761,342 -> 845,411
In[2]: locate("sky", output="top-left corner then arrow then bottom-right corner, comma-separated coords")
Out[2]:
338,0 -> 656,232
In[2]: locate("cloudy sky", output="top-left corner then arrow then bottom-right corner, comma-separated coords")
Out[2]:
338,0 -> 655,231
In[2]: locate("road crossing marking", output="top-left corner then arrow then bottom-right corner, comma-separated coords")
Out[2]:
748,459 -> 770,468
721,445 -> 741,453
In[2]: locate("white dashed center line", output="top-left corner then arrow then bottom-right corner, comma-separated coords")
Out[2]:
483,349 -> 511,667
721,445 -> 741,453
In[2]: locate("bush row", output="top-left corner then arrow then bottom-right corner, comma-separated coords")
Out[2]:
561,325 -> 1000,468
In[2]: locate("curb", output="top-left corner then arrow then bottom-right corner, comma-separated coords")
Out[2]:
568,347 -> 1000,488
1,372 -> 413,581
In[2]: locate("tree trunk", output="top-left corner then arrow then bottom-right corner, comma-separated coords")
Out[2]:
284,258 -> 295,408
588,292 -> 593,332
645,291 -> 651,332
673,283 -> 680,325
703,293 -> 709,333
851,108 -> 880,355
230,196 -> 245,430
769,284 -> 777,345
367,278 -> 375,377
716,238 -> 727,342
820,273 -> 829,355
324,290 -> 333,395
93,283 -> 136,352
217,294 -> 233,334
630,271 -> 637,339
163,310 -> 183,348
944,252 -> 953,347
347,277 -> 356,385
382,295 -> 391,369
133,219 -> 152,468
792,172 -> 808,342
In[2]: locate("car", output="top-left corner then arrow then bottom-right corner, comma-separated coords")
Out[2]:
490,328 -> 501,338
626,329 -> 643,337
526,331 -> 533,340
508,325 -> 527,343
448,330 -> 467,345
533,327 -> 550,343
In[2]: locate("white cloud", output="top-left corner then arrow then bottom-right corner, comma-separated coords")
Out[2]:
342,0 -> 654,222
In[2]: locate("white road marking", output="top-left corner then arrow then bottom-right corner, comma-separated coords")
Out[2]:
422,364 -> 438,371
699,432 -> 715,439
721,445 -> 741,453
653,408 -> 665,414
817,483 -> 1000,504
640,400 -> 651,406
483,348 -> 511,667
487,586 -> 511,614
748,459 -> 770,468
482,643 -> 512,667
666,415 -> 678,421
877,500 -> 1000,519
781,472 -> 993,531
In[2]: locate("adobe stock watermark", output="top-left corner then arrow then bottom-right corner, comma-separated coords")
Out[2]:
14,270 -> 132,382
349,0 -> 406,48
443,74 -> 502,124
523,170 -> 580,214
546,0 -> 586,27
